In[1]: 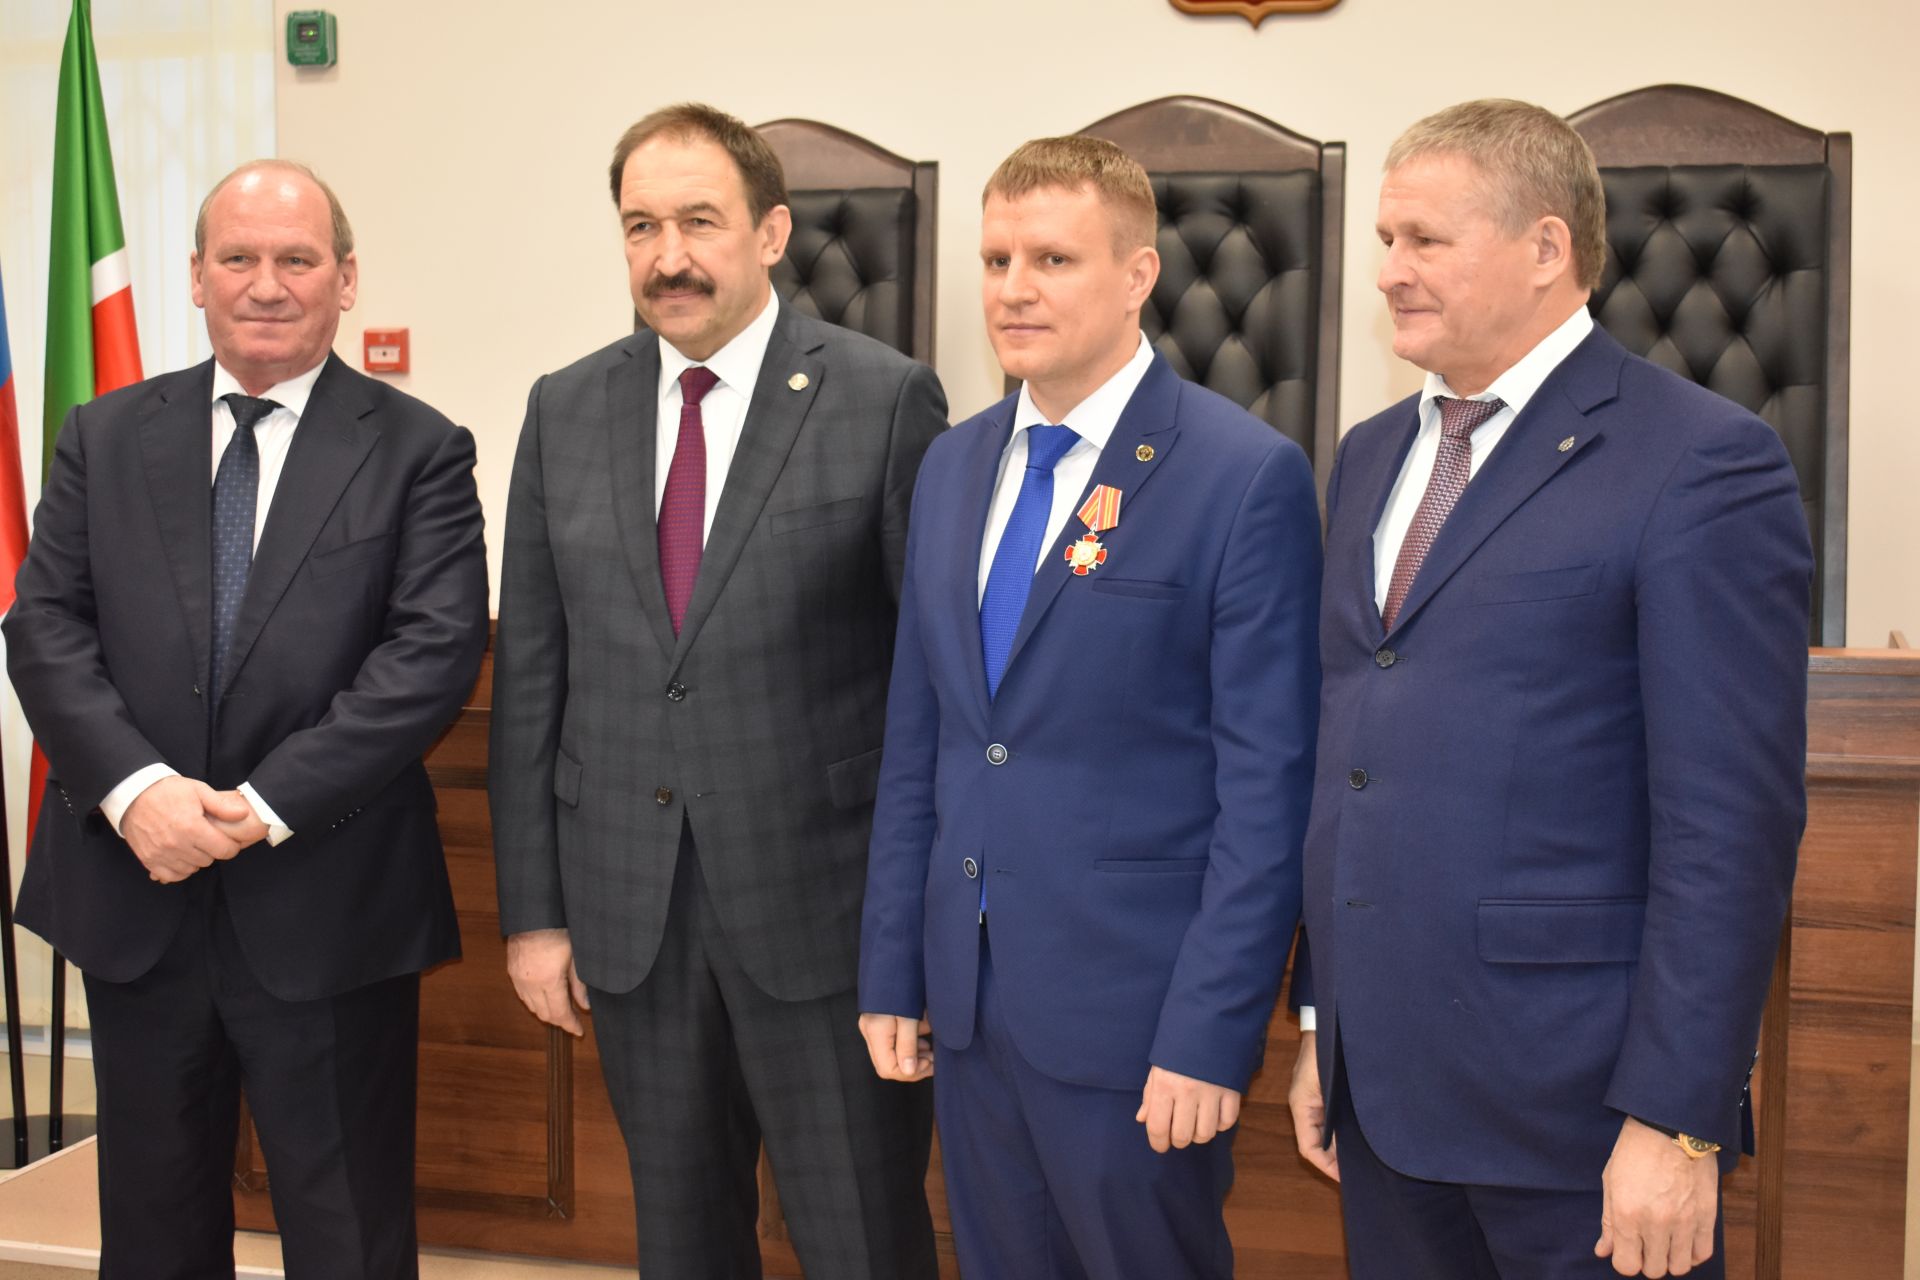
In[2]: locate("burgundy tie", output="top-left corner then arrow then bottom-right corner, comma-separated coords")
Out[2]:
659,365 -> 720,634
1380,395 -> 1505,632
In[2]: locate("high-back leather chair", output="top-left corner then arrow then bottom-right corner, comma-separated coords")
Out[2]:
757,118 -> 937,364
1570,85 -> 1851,644
1075,96 -> 1345,497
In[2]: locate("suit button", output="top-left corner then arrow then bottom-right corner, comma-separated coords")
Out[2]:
964,858 -> 979,878
1374,648 -> 1398,668
1348,768 -> 1369,790
986,744 -> 1009,766
666,682 -> 686,702
655,787 -> 673,805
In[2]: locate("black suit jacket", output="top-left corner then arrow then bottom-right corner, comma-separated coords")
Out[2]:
9,354 -> 490,1002
489,303 -> 947,1001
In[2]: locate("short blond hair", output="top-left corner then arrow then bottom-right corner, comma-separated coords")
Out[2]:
983,136 -> 1158,255
1387,99 -> 1607,290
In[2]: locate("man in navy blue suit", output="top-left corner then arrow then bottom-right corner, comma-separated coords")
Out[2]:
1288,100 -> 1812,1279
858,136 -> 1321,1278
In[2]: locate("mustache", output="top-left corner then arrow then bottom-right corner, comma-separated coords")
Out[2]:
644,271 -> 716,298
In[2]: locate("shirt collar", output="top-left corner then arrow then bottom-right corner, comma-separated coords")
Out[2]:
1012,331 -> 1154,453
1418,306 -> 1594,422
658,287 -> 779,400
210,355 -> 328,420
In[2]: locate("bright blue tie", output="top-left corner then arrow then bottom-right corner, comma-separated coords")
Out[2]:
980,424 -> 1079,700
210,393 -> 276,707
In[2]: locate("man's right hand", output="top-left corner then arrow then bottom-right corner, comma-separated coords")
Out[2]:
859,1011 -> 934,1082
506,928 -> 591,1036
121,776 -> 250,883
1289,1029 -> 1340,1181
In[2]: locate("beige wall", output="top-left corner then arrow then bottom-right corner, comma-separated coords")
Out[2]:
274,0 -> 1917,644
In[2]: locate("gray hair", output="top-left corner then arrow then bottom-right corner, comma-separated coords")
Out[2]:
195,159 -> 354,263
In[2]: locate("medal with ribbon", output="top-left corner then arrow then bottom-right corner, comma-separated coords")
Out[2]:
1065,484 -> 1122,575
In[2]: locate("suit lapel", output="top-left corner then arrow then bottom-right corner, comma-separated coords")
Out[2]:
669,307 -> 823,668
1383,331 -> 1621,638
1352,408 -> 1421,643
221,356 -> 382,695
1000,356 -> 1183,684
140,362 -> 217,686
605,337 -> 678,661
947,402 -> 1017,722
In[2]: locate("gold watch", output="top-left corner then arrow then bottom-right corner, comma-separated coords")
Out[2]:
1672,1132 -> 1721,1159
1640,1119 -> 1721,1159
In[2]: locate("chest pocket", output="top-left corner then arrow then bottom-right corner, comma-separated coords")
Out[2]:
1473,563 -> 1599,605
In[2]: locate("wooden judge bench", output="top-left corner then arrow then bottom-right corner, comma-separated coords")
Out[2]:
233,644 -> 1920,1277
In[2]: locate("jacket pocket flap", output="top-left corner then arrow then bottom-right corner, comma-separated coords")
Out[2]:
308,529 -> 399,577
1093,857 -> 1209,874
553,749 -> 582,807
771,497 -> 863,535
1475,563 -> 1600,604
1477,898 -> 1644,964
826,746 -> 883,810
1089,578 -> 1186,601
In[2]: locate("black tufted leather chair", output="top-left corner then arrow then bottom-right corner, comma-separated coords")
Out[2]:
758,119 -> 937,363
1073,97 -> 1345,498
1570,86 -> 1851,644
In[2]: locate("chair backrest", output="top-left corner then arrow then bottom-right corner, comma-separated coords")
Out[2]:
757,118 -> 937,364
1073,95 -> 1346,498
1570,84 -> 1851,644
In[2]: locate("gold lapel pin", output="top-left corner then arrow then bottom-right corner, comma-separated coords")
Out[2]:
1135,444 -> 1155,462
788,372 -> 809,391
1557,436 -> 1575,453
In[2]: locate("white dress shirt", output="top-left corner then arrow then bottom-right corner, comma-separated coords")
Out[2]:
1301,306 -> 1593,1035
654,288 -> 779,545
1370,308 -> 1594,609
98,358 -> 331,846
977,332 -> 1155,603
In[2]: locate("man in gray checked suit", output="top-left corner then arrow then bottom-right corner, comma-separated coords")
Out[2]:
489,103 -> 946,1279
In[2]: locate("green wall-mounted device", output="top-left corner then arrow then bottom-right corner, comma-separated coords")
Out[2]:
287,10 -> 337,68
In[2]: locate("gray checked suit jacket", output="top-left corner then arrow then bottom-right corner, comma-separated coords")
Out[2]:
489,303 -> 947,1001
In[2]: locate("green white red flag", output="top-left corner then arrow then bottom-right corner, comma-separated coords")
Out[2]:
25,0 -> 145,844
44,0 -> 143,456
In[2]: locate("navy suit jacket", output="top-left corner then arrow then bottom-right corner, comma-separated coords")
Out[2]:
1295,326 -> 1812,1189
860,354 -> 1321,1093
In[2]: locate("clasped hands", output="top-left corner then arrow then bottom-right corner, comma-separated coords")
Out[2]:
1287,1031 -> 1719,1277
858,1012 -> 1241,1153
123,775 -> 269,882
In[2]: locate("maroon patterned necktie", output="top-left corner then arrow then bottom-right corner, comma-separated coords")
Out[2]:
1380,395 -> 1505,631
658,365 -> 720,634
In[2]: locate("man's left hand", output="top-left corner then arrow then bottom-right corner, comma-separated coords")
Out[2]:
1135,1065 -> 1240,1153
207,790 -> 271,851
1595,1116 -> 1718,1277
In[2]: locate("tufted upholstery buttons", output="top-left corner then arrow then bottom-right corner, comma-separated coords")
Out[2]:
1591,163 -> 1831,642
773,188 -> 917,355
1141,171 -> 1321,455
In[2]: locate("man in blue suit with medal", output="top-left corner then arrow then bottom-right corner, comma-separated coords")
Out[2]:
858,136 -> 1322,1278
1288,100 -> 1813,1279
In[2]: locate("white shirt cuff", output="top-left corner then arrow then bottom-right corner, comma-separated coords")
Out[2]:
238,782 -> 295,846
99,763 -> 181,835
1298,1005 -> 1317,1033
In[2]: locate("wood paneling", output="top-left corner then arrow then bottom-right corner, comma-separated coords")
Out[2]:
233,648 -> 1920,1277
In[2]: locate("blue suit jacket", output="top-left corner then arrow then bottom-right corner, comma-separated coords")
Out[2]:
859,354 -> 1321,1093
1295,326 -> 1812,1189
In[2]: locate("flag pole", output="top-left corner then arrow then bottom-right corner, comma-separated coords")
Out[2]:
0,781 -> 26,1168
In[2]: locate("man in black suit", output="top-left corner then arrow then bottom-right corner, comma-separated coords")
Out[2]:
489,103 -> 945,1278
8,160 -> 489,1278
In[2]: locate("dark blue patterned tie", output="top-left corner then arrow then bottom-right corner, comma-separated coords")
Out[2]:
980,424 -> 1079,699
210,393 -> 277,704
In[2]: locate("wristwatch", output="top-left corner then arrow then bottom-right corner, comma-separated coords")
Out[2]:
1639,1119 -> 1721,1159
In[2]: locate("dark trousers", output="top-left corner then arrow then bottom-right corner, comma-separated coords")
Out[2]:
1332,1056 -> 1726,1280
82,876 -> 421,1280
588,830 -> 936,1280
934,928 -> 1236,1280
